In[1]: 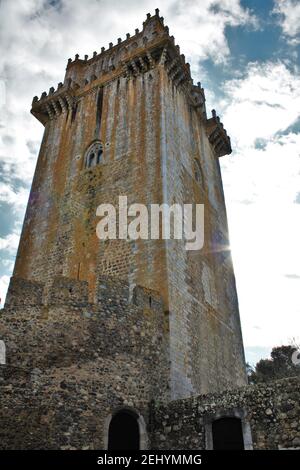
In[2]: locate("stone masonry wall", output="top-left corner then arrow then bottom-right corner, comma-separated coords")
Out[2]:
160,66 -> 246,398
13,13 -> 168,304
10,10 -> 246,402
0,276 -> 169,449
150,376 -> 300,450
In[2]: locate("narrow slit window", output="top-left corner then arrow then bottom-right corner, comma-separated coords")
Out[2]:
194,158 -> 202,183
96,88 -> 104,134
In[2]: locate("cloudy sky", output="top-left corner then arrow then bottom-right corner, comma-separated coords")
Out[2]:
0,0 -> 299,365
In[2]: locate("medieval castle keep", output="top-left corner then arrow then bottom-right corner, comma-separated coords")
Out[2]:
0,10 -> 299,450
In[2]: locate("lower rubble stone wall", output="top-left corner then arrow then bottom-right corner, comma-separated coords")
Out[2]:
1,276 -> 299,450
0,276 -> 170,449
150,376 -> 300,450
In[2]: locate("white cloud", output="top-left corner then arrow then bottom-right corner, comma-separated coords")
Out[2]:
273,0 -> 300,42
0,183 -> 29,210
227,192 -> 300,348
219,60 -> 300,351
1,259 -> 14,269
0,233 -> 20,254
220,61 -> 300,149
163,0 -> 258,65
0,274 -> 9,307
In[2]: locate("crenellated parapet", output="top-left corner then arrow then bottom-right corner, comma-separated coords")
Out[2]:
47,276 -> 89,307
30,9 -> 208,125
191,82 -> 206,116
4,276 -> 44,307
65,8 -> 166,76
4,275 -> 165,313
31,80 -> 75,125
205,109 -> 232,157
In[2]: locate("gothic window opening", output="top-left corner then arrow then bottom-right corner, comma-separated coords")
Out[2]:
89,152 -> 95,167
212,417 -> 244,450
97,148 -> 103,164
85,141 -> 104,168
107,410 -> 140,450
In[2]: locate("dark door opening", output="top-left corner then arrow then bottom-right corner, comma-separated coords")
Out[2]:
212,417 -> 244,450
108,410 -> 140,450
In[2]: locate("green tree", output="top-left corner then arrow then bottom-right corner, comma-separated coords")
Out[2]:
248,345 -> 300,384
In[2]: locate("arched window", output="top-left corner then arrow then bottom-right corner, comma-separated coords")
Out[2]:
108,410 -> 140,450
89,152 -> 95,167
194,158 -> 202,183
97,148 -> 103,164
212,417 -> 244,450
85,141 -> 103,168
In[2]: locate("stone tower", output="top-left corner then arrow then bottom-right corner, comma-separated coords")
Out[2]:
5,9 -> 246,408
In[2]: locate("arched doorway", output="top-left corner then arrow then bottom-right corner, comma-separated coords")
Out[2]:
212,417 -> 244,450
107,410 -> 140,450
